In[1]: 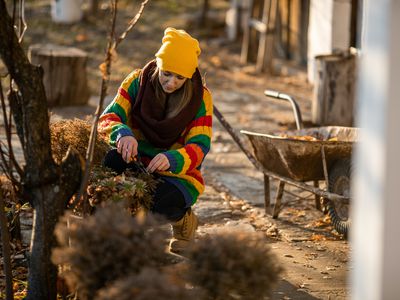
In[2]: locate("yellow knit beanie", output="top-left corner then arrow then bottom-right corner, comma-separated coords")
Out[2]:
155,27 -> 201,78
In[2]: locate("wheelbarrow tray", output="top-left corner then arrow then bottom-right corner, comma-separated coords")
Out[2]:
241,126 -> 359,182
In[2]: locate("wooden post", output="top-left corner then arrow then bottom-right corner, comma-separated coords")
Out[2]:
312,50 -> 357,126
272,180 -> 285,218
240,0 -> 254,64
91,0 -> 99,15
28,44 -> 90,107
198,0 -> 210,27
257,0 -> 278,73
240,0 -> 278,73
264,174 -> 271,214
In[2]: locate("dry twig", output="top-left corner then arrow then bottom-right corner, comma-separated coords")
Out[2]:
75,0 -> 150,213
0,188 -> 14,300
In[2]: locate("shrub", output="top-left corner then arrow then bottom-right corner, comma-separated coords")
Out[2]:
185,232 -> 283,300
95,268 -> 195,300
52,205 -> 169,300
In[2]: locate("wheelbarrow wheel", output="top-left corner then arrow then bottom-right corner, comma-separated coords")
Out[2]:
327,159 -> 352,236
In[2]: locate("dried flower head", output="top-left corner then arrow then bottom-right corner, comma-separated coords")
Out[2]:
185,232 -> 283,300
52,204 -> 169,300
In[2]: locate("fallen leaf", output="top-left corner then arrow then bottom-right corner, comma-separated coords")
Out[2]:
311,234 -> 326,241
75,33 -> 88,42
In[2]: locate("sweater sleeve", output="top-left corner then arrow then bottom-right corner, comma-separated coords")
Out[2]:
98,69 -> 141,146
164,87 -> 213,174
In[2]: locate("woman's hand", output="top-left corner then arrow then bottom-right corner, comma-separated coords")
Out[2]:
147,153 -> 170,173
117,136 -> 138,162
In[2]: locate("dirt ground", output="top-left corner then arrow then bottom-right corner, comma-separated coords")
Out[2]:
1,0 -> 350,299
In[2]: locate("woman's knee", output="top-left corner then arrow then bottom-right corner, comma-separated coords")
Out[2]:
151,181 -> 188,221
103,149 -> 127,174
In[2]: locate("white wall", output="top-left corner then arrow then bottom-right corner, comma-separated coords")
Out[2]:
307,0 -> 352,83
352,0 -> 400,299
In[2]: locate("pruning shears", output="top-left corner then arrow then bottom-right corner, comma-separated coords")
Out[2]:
131,154 -> 150,175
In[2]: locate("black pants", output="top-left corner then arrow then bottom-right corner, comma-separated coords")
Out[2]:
103,149 -> 188,222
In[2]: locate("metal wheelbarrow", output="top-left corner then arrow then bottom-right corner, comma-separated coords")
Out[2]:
213,90 -> 359,236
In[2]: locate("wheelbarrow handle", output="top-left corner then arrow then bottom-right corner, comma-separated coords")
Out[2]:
264,89 -> 303,130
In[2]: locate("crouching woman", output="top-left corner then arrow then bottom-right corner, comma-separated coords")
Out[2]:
98,27 -> 212,253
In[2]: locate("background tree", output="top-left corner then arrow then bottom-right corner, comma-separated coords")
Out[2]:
0,0 -> 149,298
0,1 -> 81,299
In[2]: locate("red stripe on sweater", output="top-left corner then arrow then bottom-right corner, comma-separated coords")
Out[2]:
118,87 -> 131,102
187,116 -> 212,131
187,169 -> 204,184
101,113 -> 121,123
186,145 -> 199,170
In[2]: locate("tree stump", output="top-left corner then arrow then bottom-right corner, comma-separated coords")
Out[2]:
28,44 -> 90,107
312,50 -> 357,126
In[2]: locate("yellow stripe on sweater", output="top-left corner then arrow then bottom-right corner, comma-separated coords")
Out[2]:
120,69 -> 141,91
178,148 -> 191,174
115,94 -> 131,117
186,126 -> 212,142
203,88 -> 213,113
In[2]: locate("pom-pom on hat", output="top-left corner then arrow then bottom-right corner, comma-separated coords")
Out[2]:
155,27 -> 201,78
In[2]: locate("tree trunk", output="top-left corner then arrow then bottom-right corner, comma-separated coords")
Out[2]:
91,0 -> 99,15
0,1 -> 82,299
198,0 -> 209,27
26,151 -> 81,300
28,44 -> 90,106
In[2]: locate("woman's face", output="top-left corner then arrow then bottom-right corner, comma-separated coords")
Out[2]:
158,70 -> 187,93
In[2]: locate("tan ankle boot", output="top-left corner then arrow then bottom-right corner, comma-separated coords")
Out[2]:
169,209 -> 198,253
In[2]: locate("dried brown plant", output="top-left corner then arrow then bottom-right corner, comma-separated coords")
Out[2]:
0,175 -> 14,201
95,267 -> 195,300
52,204 -> 169,300
86,166 -> 158,215
0,175 -> 22,240
50,119 -> 110,165
185,232 -> 284,300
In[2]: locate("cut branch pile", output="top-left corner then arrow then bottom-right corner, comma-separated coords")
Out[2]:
85,166 -> 158,215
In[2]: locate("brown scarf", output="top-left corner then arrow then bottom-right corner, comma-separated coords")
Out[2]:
131,60 -> 203,149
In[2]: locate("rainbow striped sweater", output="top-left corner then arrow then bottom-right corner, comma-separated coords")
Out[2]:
98,69 -> 213,207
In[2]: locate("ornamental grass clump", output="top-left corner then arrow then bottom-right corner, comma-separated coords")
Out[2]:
185,232 -> 284,300
50,118 -> 110,165
95,267 -> 195,300
52,204 -> 169,300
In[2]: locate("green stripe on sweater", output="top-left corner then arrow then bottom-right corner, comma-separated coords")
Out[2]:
187,134 -> 210,147
138,141 -> 163,157
109,102 -> 127,124
194,101 -> 206,118
127,77 -> 140,102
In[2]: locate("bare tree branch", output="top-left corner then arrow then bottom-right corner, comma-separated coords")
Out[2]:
0,0 -> 57,186
114,0 -> 150,48
0,144 -> 21,191
8,88 -> 25,151
11,0 -> 27,42
1,1 -> 82,298
0,189 -> 14,300
74,0 -> 150,213
18,0 -> 27,42
74,0 -> 119,213
0,79 -> 23,177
